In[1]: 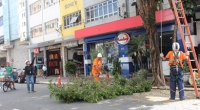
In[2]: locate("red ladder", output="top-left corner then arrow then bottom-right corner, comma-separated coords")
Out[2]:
171,0 -> 200,98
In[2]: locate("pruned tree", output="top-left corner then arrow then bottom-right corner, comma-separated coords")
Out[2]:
136,0 -> 165,87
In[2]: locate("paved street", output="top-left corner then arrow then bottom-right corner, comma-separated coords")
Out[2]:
0,83 -> 200,110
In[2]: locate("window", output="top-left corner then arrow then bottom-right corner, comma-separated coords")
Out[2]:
0,16 -> 3,26
85,0 -> 118,23
44,0 -> 57,9
64,11 -> 81,29
0,0 -> 2,7
22,22 -> 26,26
31,24 -> 43,38
30,0 -> 41,15
45,18 -> 58,34
21,2 -> 24,7
89,39 -> 118,72
22,12 -> 25,18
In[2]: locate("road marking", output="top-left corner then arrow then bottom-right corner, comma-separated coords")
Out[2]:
13,109 -> 20,110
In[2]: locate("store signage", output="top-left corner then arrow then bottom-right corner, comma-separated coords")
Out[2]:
46,45 -> 61,50
65,1 -> 77,9
115,32 -> 130,45
66,41 -> 78,48
34,48 -> 40,54
3,45 -> 14,49
10,58 -> 14,63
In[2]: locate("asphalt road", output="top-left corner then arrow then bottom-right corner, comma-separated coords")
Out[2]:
0,83 -> 200,110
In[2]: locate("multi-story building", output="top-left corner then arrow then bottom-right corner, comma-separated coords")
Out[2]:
25,0 -> 62,76
59,0 -> 85,77
2,0 -> 29,69
74,0 -> 177,76
0,0 -> 6,66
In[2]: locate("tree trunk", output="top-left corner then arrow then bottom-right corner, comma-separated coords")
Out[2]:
168,0 -> 177,43
137,0 -> 165,87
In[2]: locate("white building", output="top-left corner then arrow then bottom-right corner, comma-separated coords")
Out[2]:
26,0 -> 62,76
0,0 -> 6,66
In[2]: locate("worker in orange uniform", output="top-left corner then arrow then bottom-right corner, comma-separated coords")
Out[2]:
92,53 -> 103,81
160,42 -> 189,101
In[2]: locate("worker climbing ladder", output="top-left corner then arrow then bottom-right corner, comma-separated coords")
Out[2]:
171,0 -> 200,98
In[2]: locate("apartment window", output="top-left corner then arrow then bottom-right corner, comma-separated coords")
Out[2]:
0,0 -> 2,7
45,18 -> 58,34
64,11 -> 81,29
44,0 -> 57,9
0,16 -> 3,26
22,12 -> 25,18
21,2 -> 24,7
85,0 -> 118,23
30,0 -> 41,15
31,24 -> 43,38
22,22 -> 26,26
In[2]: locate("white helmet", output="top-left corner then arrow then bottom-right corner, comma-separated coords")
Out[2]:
25,60 -> 29,64
172,42 -> 180,51
97,53 -> 102,58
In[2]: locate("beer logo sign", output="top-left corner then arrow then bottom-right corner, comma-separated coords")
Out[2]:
115,33 -> 130,45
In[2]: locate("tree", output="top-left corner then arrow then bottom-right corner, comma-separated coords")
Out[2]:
168,0 -> 197,42
136,0 -> 165,86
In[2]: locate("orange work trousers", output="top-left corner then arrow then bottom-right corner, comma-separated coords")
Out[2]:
92,72 -> 100,81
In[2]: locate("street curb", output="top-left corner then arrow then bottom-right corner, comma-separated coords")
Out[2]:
152,86 -> 200,91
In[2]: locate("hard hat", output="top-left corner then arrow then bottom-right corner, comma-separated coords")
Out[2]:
97,53 -> 102,58
172,42 -> 180,51
25,60 -> 29,64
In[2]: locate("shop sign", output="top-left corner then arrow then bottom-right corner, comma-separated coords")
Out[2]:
3,45 -> 14,49
66,41 -> 78,48
115,32 -> 130,45
65,1 -> 77,9
10,58 -> 14,63
34,48 -> 40,54
46,45 -> 61,50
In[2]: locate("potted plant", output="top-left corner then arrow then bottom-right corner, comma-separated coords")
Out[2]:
65,61 -> 77,76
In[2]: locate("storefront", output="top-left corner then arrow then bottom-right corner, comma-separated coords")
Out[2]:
83,22 -> 175,77
45,44 -> 62,76
62,39 -> 84,76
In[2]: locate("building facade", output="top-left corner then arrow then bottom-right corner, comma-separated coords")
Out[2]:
2,0 -> 29,69
74,0 -> 179,77
25,0 -> 62,76
0,0 -> 6,66
59,0 -> 85,77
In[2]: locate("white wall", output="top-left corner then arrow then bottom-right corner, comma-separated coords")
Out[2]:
28,0 -> 61,44
84,0 -> 126,28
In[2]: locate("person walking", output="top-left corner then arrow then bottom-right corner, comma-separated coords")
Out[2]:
25,54 -> 36,93
92,53 -> 102,81
160,42 -> 189,101
5,62 -> 16,90
42,65 -> 47,79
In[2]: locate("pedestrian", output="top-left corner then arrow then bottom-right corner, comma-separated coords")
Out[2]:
160,42 -> 189,101
5,62 -> 16,90
42,65 -> 47,79
25,54 -> 36,93
92,53 -> 102,81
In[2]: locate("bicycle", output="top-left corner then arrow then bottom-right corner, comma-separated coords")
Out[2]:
2,77 -> 13,92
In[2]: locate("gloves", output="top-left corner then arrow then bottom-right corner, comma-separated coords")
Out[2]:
160,53 -> 164,57
185,51 -> 190,56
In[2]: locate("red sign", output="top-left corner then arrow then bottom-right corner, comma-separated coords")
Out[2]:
11,58 -> 14,62
34,48 -> 40,54
146,44 -> 150,46
116,32 -> 130,45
